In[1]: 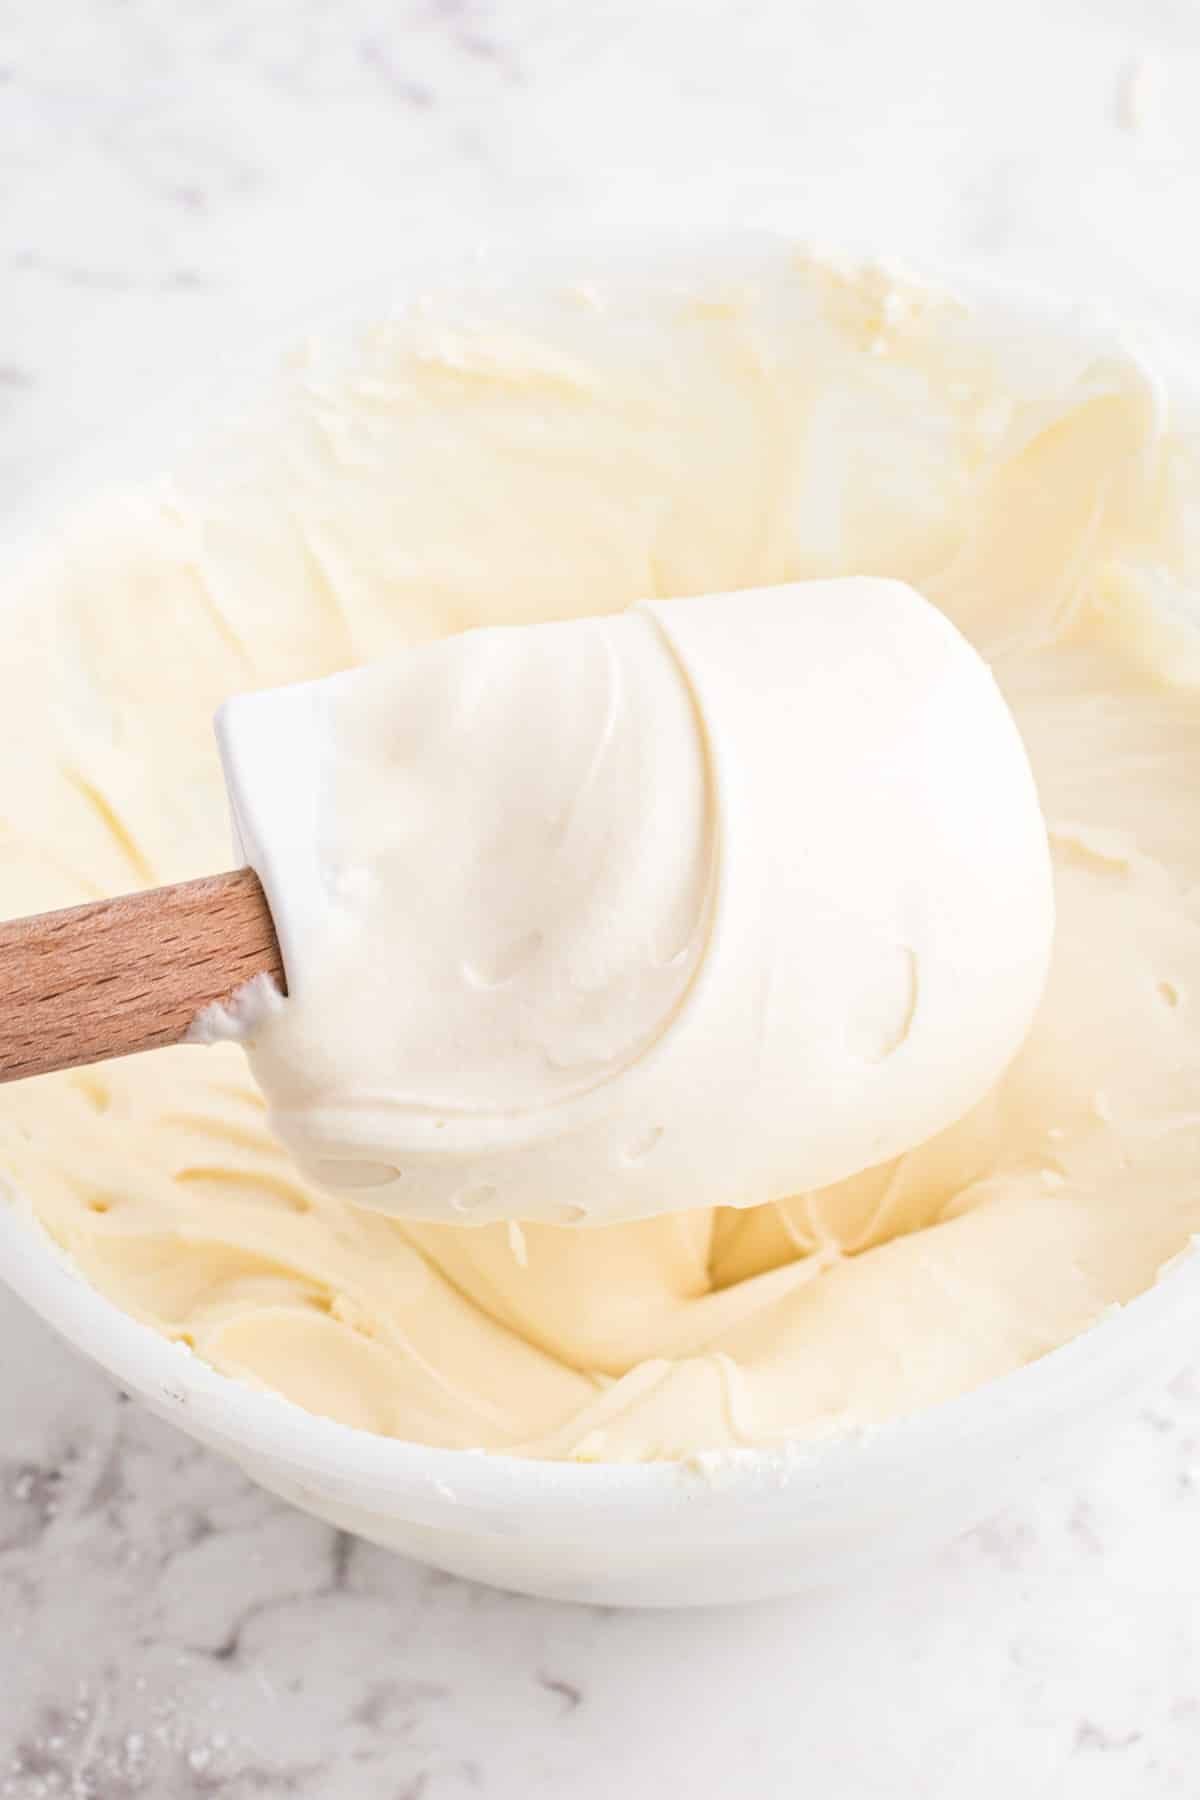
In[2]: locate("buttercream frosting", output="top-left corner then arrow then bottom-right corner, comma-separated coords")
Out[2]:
216,578 -> 1052,1224
2,245 -> 1198,1459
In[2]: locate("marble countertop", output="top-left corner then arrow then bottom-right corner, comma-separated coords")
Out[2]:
4,1 -> 1200,1793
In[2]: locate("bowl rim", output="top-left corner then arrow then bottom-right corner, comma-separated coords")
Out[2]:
1,1199 -> 1197,1534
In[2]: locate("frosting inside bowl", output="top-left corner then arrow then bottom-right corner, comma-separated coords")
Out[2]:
2,243 -> 1199,1459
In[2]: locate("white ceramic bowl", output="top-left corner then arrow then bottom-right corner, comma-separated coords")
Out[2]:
2,1198 -> 1196,1606
2,235 -> 1198,1608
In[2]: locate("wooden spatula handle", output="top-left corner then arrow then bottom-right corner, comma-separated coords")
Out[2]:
0,868 -> 284,1084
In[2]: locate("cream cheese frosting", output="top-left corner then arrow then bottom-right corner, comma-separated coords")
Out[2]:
215,578 -> 1052,1224
2,244 -> 1200,1459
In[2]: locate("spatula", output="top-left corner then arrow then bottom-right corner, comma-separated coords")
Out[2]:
0,869 -> 283,1083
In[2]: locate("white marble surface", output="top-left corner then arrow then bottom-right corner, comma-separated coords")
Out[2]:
4,1 -> 1200,1793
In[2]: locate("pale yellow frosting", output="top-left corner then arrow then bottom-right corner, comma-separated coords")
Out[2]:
215,578 -> 1052,1226
3,246 -> 1200,1460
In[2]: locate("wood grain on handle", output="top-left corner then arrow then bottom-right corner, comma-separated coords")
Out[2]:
0,868 -> 285,1084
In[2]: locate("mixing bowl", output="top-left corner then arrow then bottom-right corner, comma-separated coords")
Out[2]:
1,235 -> 1198,1607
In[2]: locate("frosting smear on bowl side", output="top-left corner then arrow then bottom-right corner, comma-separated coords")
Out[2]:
2,246 -> 1199,1459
